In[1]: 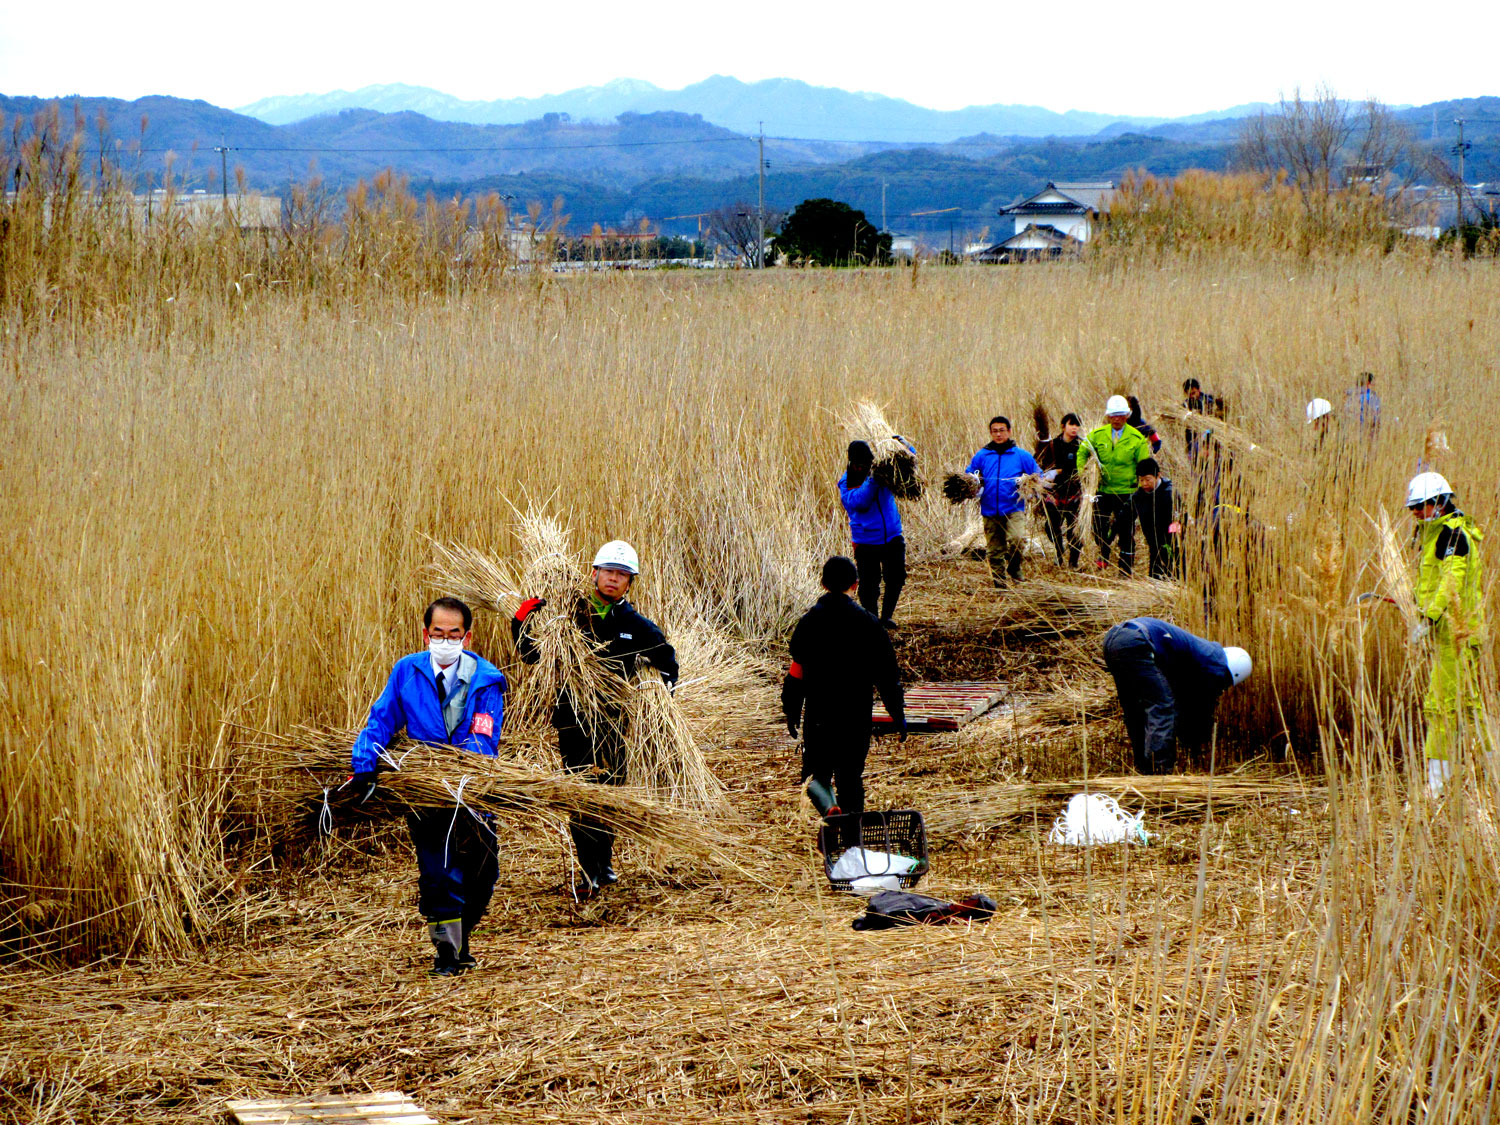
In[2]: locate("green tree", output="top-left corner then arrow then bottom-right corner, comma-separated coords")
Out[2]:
773,198 -> 892,265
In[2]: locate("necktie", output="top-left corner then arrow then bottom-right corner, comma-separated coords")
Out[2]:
437,671 -> 447,702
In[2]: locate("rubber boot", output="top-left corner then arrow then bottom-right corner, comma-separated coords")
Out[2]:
428,919 -> 465,977
805,778 -> 836,817
457,918 -> 477,970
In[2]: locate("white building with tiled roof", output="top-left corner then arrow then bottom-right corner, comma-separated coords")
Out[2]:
997,181 -> 1116,242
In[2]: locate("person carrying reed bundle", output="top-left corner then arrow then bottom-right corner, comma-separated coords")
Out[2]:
1407,472 -> 1486,798
1079,395 -> 1153,576
512,539 -> 678,898
782,556 -> 906,818
966,415 -> 1042,587
1033,407 -> 1084,569
1101,617 -> 1252,775
839,437 -> 914,629
345,597 -> 509,977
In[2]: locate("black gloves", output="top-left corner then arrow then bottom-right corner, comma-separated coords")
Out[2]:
341,771 -> 380,804
786,717 -> 799,739
896,717 -> 908,743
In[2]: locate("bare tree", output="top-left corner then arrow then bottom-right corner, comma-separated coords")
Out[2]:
707,203 -> 782,266
1236,87 -> 1445,234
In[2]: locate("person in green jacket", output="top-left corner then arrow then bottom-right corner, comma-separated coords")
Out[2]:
1078,395 -> 1154,575
1408,472 -> 1487,797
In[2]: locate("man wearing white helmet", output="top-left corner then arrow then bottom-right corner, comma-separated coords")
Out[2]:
512,539 -> 679,896
1101,617 -> 1252,774
1407,472 -> 1486,796
1078,395 -> 1154,575
1306,398 -> 1334,442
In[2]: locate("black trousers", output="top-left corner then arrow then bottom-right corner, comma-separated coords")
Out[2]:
1101,623 -> 1177,773
801,723 -> 870,815
556,721 -> 625,880
1042,501 -> 1083,568
853,537 -> 906,622
1092,494 -> 1136,575
406,808 -> 499,929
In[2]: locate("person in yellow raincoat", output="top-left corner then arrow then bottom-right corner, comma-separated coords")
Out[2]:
1407,472 -> 1486,796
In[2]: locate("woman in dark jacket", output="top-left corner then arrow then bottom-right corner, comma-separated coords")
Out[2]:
1035,411 -> 1084,568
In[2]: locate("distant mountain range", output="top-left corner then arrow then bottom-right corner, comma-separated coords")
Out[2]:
236,76 -> 1276,144
3,88 -> 1493,243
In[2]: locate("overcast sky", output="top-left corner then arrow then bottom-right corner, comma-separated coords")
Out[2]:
1,0 -> 1479,119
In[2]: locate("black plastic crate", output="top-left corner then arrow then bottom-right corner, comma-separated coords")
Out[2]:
819,809 -> 929,892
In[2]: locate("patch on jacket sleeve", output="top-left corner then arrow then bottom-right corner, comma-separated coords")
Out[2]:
470,713 -> 494,737
1436,525 -> 1469,559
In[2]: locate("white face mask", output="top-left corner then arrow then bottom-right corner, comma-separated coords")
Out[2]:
429,637 -> 464,666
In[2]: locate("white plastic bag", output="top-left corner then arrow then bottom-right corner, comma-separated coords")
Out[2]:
829,847 -> 920,881
1047,793 -> 1151,846
848,874 -> 906,896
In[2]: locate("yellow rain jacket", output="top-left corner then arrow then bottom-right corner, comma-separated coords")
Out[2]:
1416,509 -> 1486,761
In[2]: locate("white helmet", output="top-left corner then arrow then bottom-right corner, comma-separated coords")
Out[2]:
1223,646 -> 1252,686
1405,472 -> 1454,510
1306,398 -> 1333,423
592,540 -> 640,575
1105,394 -> 1130,416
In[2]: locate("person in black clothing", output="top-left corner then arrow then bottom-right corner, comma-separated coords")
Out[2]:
1101,617 -> 1252,774
1035,410 -> 1084,568
1132,458 -> 1179,579
512,539 -> 678,898
1182,378 -> 1225,466
1127,395 -> 1163,454
782,556 -> 906,818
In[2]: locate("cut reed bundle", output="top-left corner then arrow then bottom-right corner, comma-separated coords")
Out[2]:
1014,472 -> 1049,505
623,675 -> 727,813
1366,508 -> 1419,632
251,728 -> 743,866
1158,402 -> 1264,460
942,470 -> 982,504
429,515 -> 624,737
839,400 -> 922,499
928,772 -> 1325,834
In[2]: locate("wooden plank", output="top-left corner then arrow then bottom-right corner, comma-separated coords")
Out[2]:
872,681 -> 1007,731
227,1091 -> 436,1125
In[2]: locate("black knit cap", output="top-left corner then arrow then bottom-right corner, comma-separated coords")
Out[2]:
846,440 -> 874,465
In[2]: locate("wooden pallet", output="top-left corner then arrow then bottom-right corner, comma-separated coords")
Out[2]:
227,1092 -> 436,1124
873,681 -> 1007,732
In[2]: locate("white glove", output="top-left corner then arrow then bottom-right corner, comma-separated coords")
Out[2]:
1410,620 -> 1430,644
1041,469 -> 1059,483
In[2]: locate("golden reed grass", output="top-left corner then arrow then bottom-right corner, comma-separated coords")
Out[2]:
4,114 -> 1500,1121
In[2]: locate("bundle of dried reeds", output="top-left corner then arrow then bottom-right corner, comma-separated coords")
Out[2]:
942,470 -> 982,504
1367,508 -> 1419,632
928,772 -> 1325,834
839,400 -> 922,499
429,515 -> 624,737
1014,472 -> 1049,505
252,728 -> 744,866
1158,402 -> 1264,460
623,675 -> 727,813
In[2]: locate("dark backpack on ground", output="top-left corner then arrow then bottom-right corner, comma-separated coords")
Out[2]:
851,890 -> 997,931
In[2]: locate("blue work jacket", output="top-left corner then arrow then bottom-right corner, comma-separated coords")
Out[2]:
838,470 -> 905,546
351,651 -> 508,772
965,443 -> 1041,517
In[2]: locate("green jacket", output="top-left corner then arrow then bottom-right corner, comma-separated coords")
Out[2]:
1077,424 -> 1153,495
1417,510 -> 1485,645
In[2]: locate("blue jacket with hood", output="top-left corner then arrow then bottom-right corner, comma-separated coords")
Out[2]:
351,651 -> 508,772
838,440 -> 915,545
965,442 -> 1042,517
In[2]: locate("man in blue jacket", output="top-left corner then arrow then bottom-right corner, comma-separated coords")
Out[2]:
966,416 -> 1041,587
347,596 -> 508,977
839,439 -> 912,628
1101,617 -> 1251,774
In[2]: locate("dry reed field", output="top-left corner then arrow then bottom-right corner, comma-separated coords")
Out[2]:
4,228 -> 1500,1122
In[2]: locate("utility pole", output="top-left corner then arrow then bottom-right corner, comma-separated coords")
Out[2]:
756,122 -> 766,269
882,181 -> 887,233
213,143 -> 231,214
1453,118 -> 1471,228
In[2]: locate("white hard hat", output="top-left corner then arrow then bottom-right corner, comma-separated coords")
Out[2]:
1405,472 -> 1454,509
592,540 -> 640,575
1223,646 -> 1252,686
1105,394 -> 1130,416
1306,398 -> 1333,423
